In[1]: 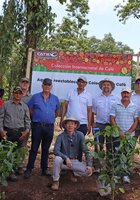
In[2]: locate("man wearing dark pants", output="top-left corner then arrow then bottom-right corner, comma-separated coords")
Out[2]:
24,78 -> 60,178
0,86 -> 31,181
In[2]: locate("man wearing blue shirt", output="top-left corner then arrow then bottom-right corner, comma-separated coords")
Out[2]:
24,78 -> 60,178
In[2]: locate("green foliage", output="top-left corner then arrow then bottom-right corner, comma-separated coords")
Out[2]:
115,0 -> 140,23
0,139 -> 27,199
85,125 -> 140,199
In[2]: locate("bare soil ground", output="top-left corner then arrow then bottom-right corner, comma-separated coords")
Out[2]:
1,119 -> 140,200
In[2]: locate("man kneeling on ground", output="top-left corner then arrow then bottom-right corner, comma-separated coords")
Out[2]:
51,117 -> 92,191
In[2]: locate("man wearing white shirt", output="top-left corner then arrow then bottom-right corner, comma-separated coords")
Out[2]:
60,76 -> 92,135
131,78 -> 140,138
92,79 -> 119,172
92,79 -> 119,146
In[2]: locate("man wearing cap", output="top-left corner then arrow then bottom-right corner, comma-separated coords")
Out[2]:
131,78 -> 140,138
92,79 -> 119,171
0,86 -> 31,181
19,77 -> 32,104
110,87 -> 138,183
60,76 -> 92,135
51,117 -> 92,191
24,78 -> 60,179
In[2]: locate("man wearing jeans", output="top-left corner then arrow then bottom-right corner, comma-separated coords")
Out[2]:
24,78 -> 60,178
51,117 -> 92,191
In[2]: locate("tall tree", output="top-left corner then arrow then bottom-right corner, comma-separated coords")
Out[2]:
115,0 -> 140,23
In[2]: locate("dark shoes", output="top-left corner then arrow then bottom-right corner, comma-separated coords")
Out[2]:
8,173 -> 18,182
41,170 -> 51,176
24,170 -> 31,179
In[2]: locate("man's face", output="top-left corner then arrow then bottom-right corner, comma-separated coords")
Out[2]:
13,91 -> 23,101
20,81 -> 30,91
121,91 -> 131,101
42,83 -> 52,93
65,121 -> 77,133
77,79 -> 87,90
102,81 -> 112,94
135,81 -> 140,92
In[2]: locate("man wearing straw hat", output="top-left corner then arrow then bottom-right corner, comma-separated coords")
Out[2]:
51,117 -> 92,191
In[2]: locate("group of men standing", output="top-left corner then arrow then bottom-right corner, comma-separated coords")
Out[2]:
0,75 -> 140,190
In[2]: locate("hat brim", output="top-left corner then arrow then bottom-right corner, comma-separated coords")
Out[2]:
99,80 -> 115,90
13,89 -> 23,93
62,119 -> 80,129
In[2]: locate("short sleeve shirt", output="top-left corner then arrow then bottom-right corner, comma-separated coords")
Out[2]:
65,89 -> 92,124
110,101 -> 138,136
92,93 -> 120,124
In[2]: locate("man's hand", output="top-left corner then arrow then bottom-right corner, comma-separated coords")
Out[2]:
119,130 -> 124,138
86,166 -> 92,176
66,158 -> 72,168
19,131 -> 29,141
87,124 -> 91,135
0,130 -> 7,138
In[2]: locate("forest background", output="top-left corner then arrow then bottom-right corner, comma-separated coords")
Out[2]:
0,0 -> 140,98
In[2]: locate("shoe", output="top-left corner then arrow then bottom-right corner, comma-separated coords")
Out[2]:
24,170 -> 31,179
8,173 -> 18,182
51,181 -> 59,191
123,176 -> 130,183
41,170 -> 51,176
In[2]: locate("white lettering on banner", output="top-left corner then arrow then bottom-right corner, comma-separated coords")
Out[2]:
105,67 -> 114,72
37,51 -> 58,58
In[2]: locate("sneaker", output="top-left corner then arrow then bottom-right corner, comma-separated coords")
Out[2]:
24,170 -> 31,179
51,181 -> 59,191
8,173 -> 18,182
41,170 -> 51,176
123,176 -> 130,183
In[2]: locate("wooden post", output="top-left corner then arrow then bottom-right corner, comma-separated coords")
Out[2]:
136,52 -> 140,78
26,48 -> 34,79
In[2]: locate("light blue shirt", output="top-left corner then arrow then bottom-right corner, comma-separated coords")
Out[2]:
110,100 -> 138,136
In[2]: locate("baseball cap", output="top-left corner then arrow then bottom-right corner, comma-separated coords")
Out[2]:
20,77 -> 30,83
121,87 -> 132,93
43,78 -> 52,85
77,76 -> 87,82
13,86 -> 23,93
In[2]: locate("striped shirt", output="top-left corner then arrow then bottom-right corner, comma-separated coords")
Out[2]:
110,101 -> 138,136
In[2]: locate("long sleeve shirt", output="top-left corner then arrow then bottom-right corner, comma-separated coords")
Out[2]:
54,130 -> 92,166
0,100 -> 31,132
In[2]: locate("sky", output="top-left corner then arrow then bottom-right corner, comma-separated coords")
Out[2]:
0,0 -> 140,54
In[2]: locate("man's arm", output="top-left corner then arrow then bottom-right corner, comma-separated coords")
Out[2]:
110,115 -> 124,138
126,117 -> 139,135
60,101 -> 69,129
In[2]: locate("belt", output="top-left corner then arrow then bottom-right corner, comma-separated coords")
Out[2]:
32,122 -> 53,127
4,127 -> 24,132
96,122 -> 110,126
